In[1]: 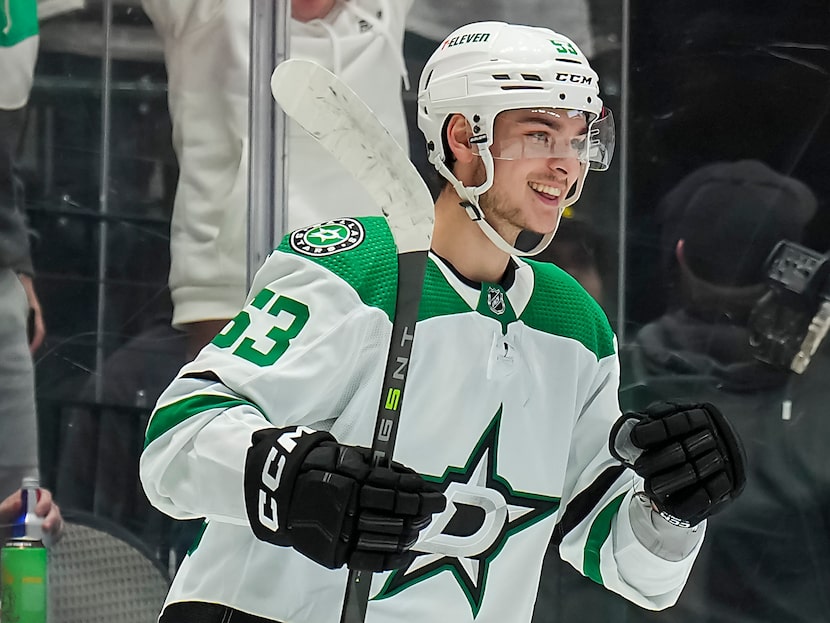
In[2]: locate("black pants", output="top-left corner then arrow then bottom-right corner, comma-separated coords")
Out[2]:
160,602 -> 283,623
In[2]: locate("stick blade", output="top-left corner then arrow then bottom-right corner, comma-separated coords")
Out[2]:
271,59 -> 433,253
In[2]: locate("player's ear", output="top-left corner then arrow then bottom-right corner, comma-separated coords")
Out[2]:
445,114 -> 476,165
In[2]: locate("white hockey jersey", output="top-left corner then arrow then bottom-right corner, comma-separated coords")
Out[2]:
141,217 -> 702,623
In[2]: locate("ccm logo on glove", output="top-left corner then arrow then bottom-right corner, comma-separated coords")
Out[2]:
244,426 -> 446,572
609,401 -> 746,527
255,426 -> 317,532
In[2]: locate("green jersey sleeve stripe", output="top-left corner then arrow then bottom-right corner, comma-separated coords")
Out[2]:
145,394 -> 264,448
187,520 -> 209,557
582,492 -> 627,585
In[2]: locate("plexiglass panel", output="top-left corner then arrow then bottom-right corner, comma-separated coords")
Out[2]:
6,1 -> 828,621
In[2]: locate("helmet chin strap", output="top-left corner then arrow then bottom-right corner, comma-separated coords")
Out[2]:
431,149 -> 559,257
460,200 -> 558,256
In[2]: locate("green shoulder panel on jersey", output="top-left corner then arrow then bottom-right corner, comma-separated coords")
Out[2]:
520,260 -> 615,360
418,259 -> 473,321
277,216 -> 398,322
144,393 -> 264,448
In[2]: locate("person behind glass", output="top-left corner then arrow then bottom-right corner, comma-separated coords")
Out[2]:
140,0 -> 414,360
141,22 -> 745,623
0,0 -> 46,502
616,159 -> 828,623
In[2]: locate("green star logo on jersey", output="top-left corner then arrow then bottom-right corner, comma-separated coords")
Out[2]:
374,407 -> 560,616
289,218 -> 365,256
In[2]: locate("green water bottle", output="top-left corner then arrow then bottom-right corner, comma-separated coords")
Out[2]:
1,477 -> 47,623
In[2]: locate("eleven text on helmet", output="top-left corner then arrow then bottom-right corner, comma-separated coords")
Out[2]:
442,32 -> 491,49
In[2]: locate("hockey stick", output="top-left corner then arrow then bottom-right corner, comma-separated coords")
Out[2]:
270,59 -> 434,623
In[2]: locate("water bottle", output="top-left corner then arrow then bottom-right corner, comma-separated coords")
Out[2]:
1,477 -> 47,623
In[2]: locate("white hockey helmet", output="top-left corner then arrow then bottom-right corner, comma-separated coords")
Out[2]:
417,21 -> 614,255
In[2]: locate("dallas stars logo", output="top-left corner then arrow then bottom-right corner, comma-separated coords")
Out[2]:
374,407 -> 560,617
289,218 -> 365,257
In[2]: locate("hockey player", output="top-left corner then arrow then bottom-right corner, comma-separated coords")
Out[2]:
140,21 -> 745,623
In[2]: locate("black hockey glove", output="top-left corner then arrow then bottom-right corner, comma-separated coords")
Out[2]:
609,401 -> 746,527
243,426 -> 446,572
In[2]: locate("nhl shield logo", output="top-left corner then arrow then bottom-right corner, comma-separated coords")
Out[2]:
289,218 -> 365,257
487,286 -> 506,315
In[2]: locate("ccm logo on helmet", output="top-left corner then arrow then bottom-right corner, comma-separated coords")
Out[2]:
556,72 -> 593,85
258,426 -> 315,532
442,32 -> 491,49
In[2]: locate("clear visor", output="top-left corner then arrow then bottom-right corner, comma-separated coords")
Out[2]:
481,107 -> 615,172
588,108 -> 615,171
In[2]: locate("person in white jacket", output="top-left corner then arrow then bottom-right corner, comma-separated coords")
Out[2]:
0,0 -> 44,501
140,21 -> 745,623
140,0 -> 413,359
406,0 -> 594,57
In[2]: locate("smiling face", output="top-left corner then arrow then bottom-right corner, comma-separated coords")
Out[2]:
473,108 -> 588,239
